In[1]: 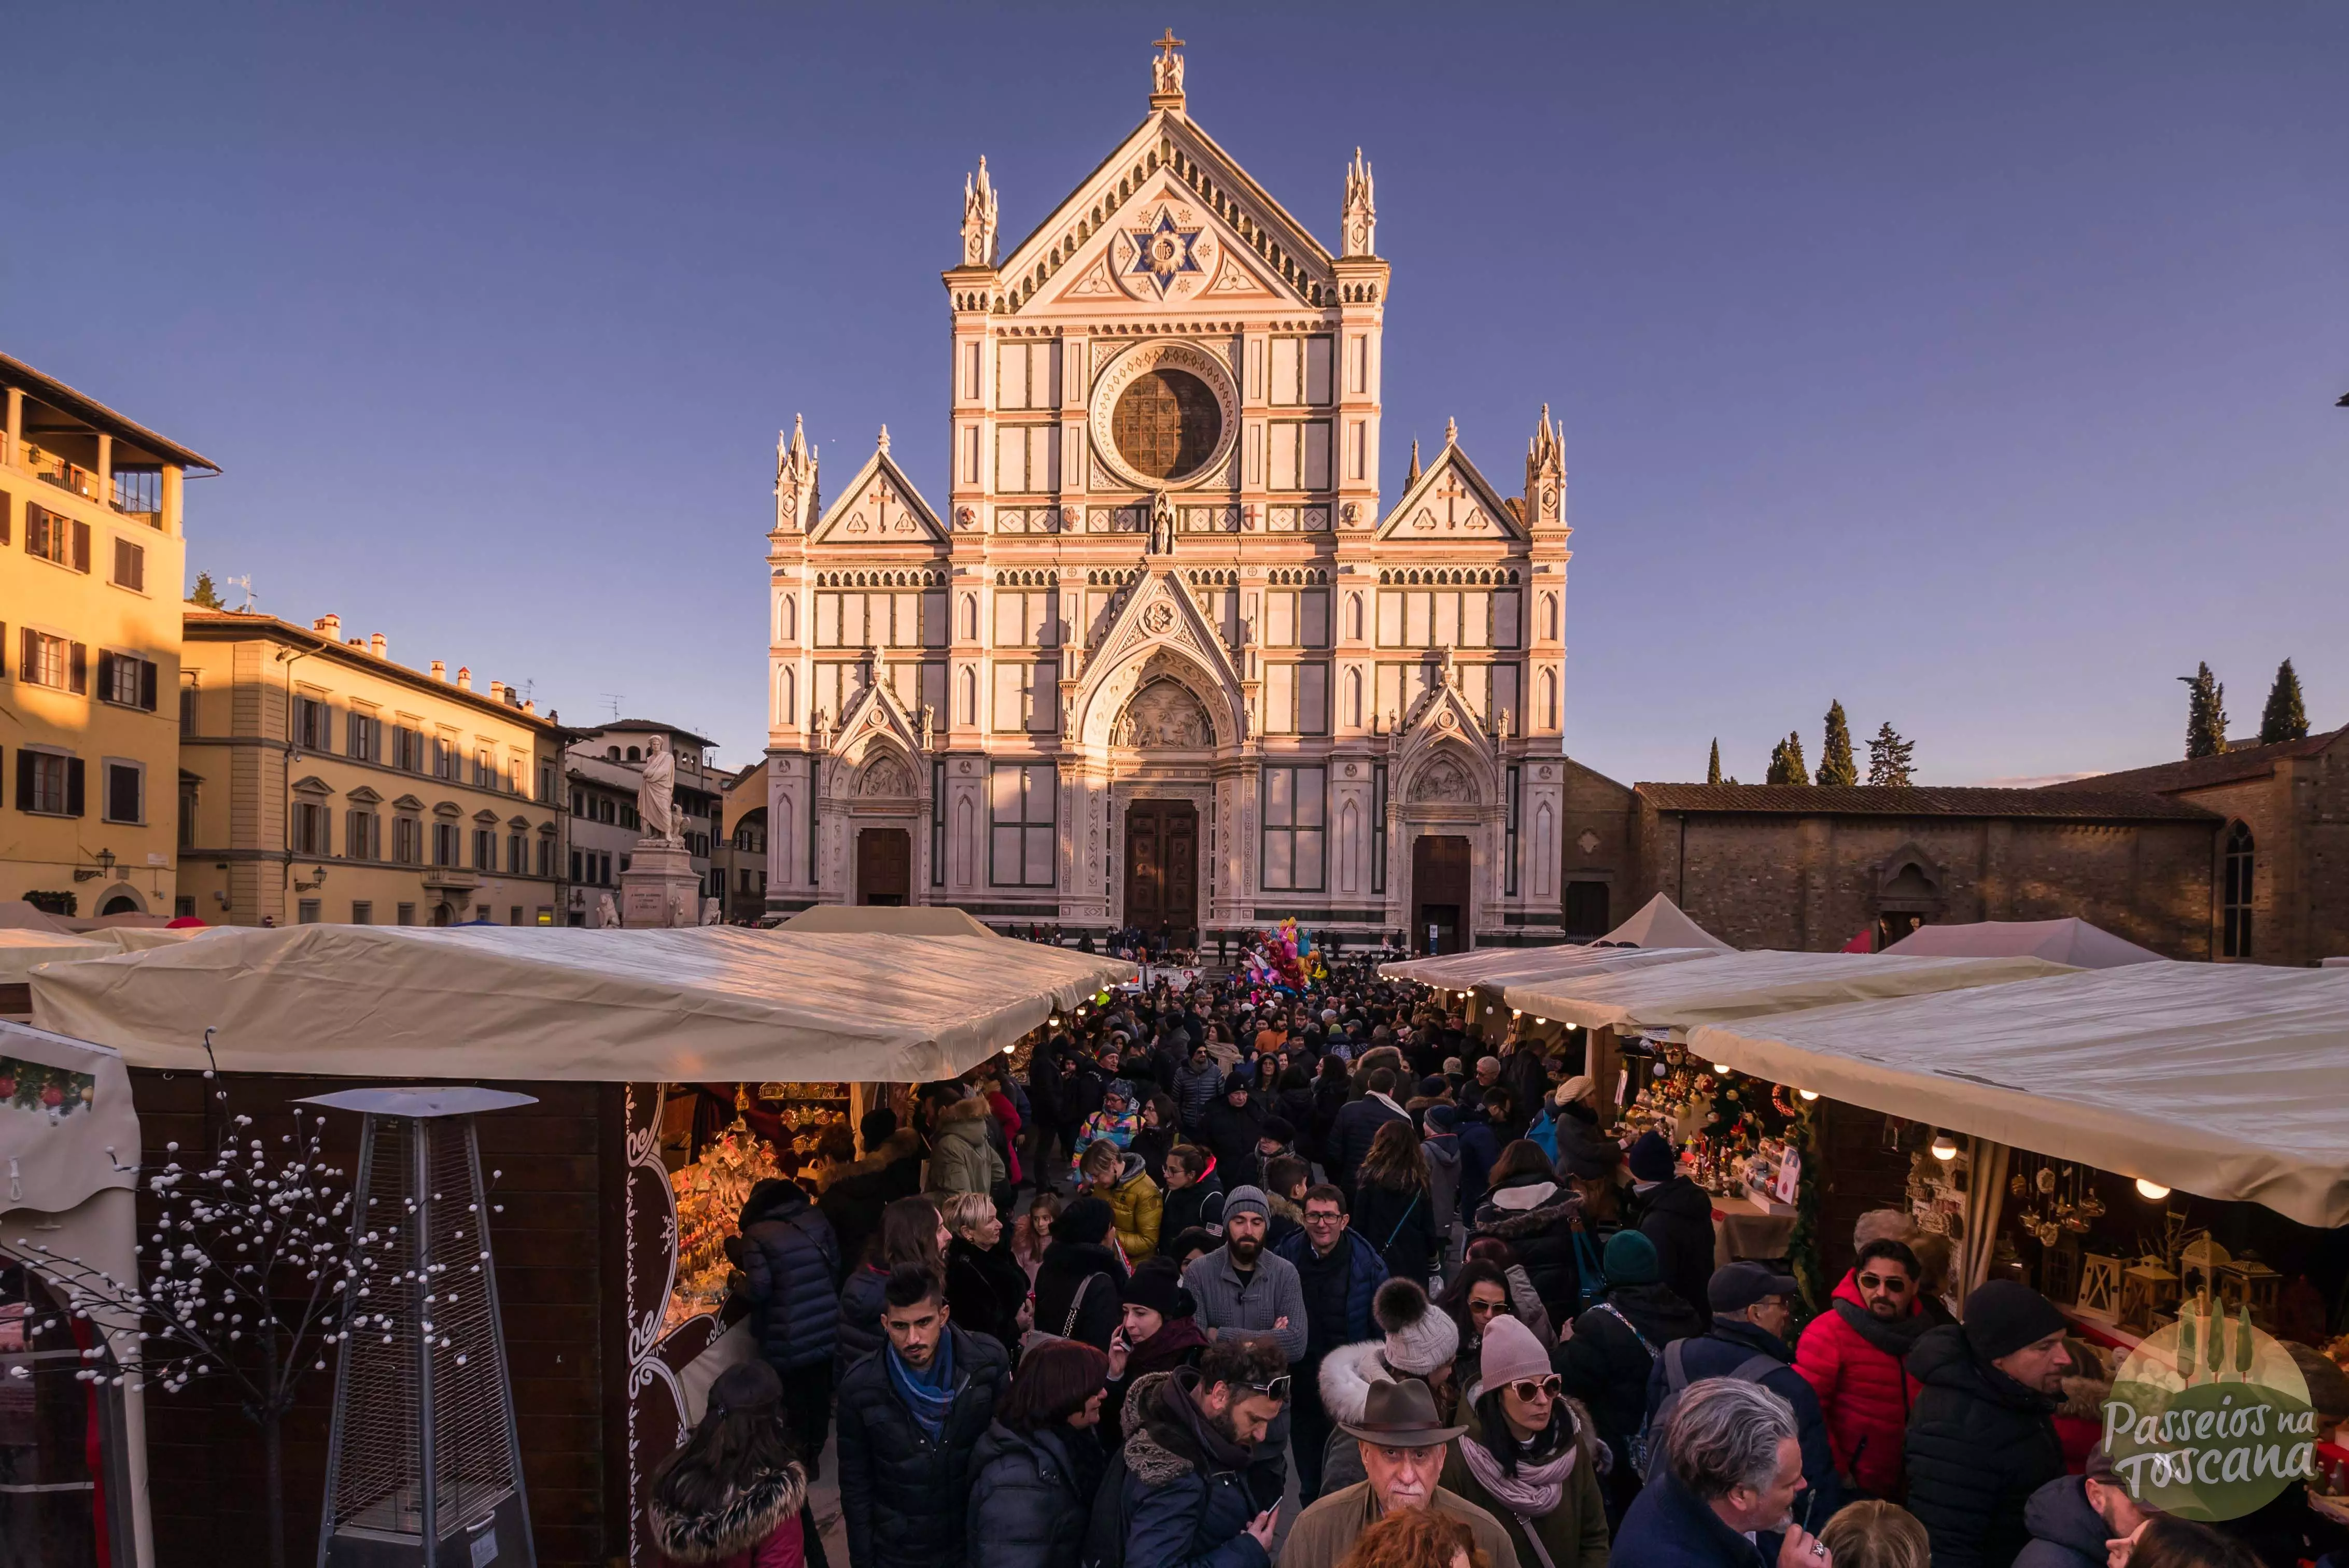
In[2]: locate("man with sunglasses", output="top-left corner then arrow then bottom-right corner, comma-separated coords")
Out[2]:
1109,1336 -> 1291,1568
1793,1237 -> 1929,1500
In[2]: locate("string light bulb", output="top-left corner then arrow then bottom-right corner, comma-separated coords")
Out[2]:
1930,1131 -> 1959,1161
2135,1179 -> 2171,1202
1532,1018 -> 1547,1025
1797,1089 -> 1819,1101
1712,1064 -> 1733,1076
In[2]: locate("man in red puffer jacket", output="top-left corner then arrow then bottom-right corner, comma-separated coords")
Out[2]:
1795,1236 -> 1931,1499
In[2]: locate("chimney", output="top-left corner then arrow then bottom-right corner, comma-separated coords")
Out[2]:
314,613 -> 342,639
490,681 -> 507,702
347,637 -> 365,648
369,632 -> 387,658
456,666 -> 473,691
523,699 -> 537,714
430,660 -> 447,681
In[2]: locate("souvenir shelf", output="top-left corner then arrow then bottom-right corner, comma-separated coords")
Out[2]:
664,1120 -> 784,1335
756,1081 -> 854,1167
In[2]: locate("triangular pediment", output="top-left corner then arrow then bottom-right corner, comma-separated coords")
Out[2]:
1072,568 -> 1248,747
345,784 -> 383,805
809,447 -> 947,546
1376,442 -> 1522,542
999,112 -> 1333,316
1394,672 -> 1497,803
826,660 -> 925,760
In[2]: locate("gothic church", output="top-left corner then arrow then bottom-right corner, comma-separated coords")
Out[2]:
763,37 -> 1572,950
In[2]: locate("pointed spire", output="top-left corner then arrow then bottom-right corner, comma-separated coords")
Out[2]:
961,155 -> 1000,267
1407,438 -> 1422,484
1342,147 -> 1377,257
1444,416 -> 1458,447
788,412 -> 808,459
877,425 -> 891,456
775,413 -> 818,534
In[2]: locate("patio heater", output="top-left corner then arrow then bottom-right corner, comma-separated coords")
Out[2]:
302,1086 -> 538,1568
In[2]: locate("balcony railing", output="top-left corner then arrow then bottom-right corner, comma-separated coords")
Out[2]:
18,442 -> 99,500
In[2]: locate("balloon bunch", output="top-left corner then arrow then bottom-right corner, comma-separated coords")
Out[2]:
1242,919 -> 1326,993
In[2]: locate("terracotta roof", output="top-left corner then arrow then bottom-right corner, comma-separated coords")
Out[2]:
0,349 -> 219,472
2037,728 -> 2343,797
1634,783 -> 2218,822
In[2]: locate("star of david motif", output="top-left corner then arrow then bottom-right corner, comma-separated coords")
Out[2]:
1126,208 -> 1205,296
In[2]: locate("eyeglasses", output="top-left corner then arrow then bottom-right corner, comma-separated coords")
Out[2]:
1507,1375 -> 1563,1402
1304,1210 -> 1344,1223
1855,1273 -> 1914,1293
1241,1375 -> 1292,1402
1466,1299 -> 1508,1317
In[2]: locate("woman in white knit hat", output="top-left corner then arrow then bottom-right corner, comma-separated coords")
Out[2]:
1440,1313 -> 1610,1568
1314,1278 -> 1461,1499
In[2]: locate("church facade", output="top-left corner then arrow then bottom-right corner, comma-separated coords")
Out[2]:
762,38 -> 1572,950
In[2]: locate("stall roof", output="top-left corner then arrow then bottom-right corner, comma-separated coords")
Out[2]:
1382,942 -> 1718,996
29,924 -> 1134,1084
1685,963 -> 2349,1229
1879,917 -> 2163,968
1502,949 -> 2076,1038
0,929 -> 114,985
778,905 -> 998,938
1596,893 -> 1738,952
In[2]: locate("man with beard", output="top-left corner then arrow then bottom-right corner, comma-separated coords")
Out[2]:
1100,1337 -> 1289,1568
1793,1238 -> 1929,1501
1278,1378 -> 1518,1568
1179,1189 -> 1307,1365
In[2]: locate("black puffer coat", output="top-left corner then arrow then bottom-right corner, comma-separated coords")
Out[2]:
1158,1169 -> 1226,1248
1471,1176 -> 1590,1323
732,1179 -> 842,1372
834,1262 -> 889,1378
1904,1325 -> 2065,1568
1030,1239 -> 1124,1351
966,1420 -> 1106,1568
1554,1281 -> 1705,1487
1198,1091 -> 1270,1193
947,1234 -> 1033,1356
834,1323 -> 1010,1568
1634,1175 -> 1719,1329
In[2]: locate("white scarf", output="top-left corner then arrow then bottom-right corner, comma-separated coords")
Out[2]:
1368,1090 -> 1408,1118
1458,1429 -> 1580,1517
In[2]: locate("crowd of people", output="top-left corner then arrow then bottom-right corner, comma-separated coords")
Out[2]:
646,962 -> 2345,1568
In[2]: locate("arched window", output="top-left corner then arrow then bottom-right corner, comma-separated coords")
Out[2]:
1542,594 -> 1558,641
1345,667 -> 1363,728
2222,822 -> 2254,958
1347,594 -> 1364,642
606,746 -> 620,760
1539,669 -> 1558,730
957,666 -> 978,726
777,594 -> 796,643
626,746 -> 641,762
775,666 -> 796,726
960,594 -> 979,642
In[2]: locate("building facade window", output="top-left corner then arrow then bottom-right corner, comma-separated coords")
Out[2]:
1371,762 -> 1388,895
297,899 -> 321,925
397,902 -> 416,926
350,901 -> 373,926
1261,766 -> 1327,893
431,822 -> 458,867
988,764 -> 1055,887
507,832 -> 526,873
25,505 -> 86,570
393,815 -> 423,865
347,712 -> 379,763
18,630 -> 84,693
931,760 -> 947,885
100,652 -> 158,710
394,726 -> 425,771
110,537 -> 145,591
535,837 -> 554,878
290,801 -> 331,855
293,697 -> 333,753
178,780 -> 199,847
473,827 -> 496,869
2222,822 -> 2255,959
346,810 -> 381,861
1503,764 -> 1521,898
103,762 -> 144,825
17,752 -> 79,816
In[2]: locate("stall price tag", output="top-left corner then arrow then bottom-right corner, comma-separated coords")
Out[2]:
1775,1147 -> 1803,1206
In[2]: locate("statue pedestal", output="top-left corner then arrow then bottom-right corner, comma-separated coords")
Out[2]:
618,840 -> 700,928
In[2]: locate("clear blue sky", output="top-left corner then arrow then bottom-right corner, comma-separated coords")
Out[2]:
11,4 -> 2343,783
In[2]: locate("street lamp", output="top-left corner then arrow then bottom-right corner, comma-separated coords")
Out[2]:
73,847 -> 118,883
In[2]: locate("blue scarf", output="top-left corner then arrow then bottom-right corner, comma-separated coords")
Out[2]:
885,1329 -> 957,1440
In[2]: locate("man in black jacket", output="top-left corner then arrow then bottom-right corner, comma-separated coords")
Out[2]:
835,1263 -> 1011,1568
1327,1067 -> 1409,1197
820,1109 -> 922,1269
1905,1281 -> 2073,1568
728,1177 -> 842,1468
1627,1131 -> 1717,1329
1645,1262 -> 1844,1524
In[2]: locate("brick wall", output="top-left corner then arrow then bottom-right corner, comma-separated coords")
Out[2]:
131,1070 -> 611,1566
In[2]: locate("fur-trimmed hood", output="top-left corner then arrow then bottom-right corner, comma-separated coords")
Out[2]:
1475,1183 -> 1582,1241
1318,1338 -> 1396,1426
935,1095 -> 993,1143
1119,1369 -> 1201,1487
647,1464 -> 806,1565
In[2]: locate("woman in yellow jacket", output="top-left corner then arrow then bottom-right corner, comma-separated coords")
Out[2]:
1077,1139 -> 1162,1263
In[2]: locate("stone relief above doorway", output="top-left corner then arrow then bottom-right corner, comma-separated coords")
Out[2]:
1110,678 -> 1214,748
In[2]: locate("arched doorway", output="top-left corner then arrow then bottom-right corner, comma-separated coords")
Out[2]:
1410,835 -> 1471,954
1123,800 -> 1198,945
98,893 -> 142,916
856,827 -> 911,906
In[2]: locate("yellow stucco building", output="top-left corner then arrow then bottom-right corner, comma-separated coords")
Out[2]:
178,611 -> 569,927
1,351 -> 212,917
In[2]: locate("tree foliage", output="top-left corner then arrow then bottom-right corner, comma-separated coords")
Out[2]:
2259,658 -> 2309,744
188,571 -> 226,609
2180,663 -> 2228,759
1766,731 -> 1810,785
1866,723 -> 1916,787
1707,739 -> 1723,785
1816,701 -> 1858,786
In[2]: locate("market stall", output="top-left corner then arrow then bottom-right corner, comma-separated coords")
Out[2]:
13,921 -> 1132,1568
1879,915 -> 2165,967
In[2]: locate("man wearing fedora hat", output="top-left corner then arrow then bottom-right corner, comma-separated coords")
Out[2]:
1277,1377 -> 1521,1568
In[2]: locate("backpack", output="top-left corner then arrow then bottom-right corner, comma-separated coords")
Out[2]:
1633,1337 -> 1782,1483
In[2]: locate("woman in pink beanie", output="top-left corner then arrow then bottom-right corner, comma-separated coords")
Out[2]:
1439,1313 -> 1610,1568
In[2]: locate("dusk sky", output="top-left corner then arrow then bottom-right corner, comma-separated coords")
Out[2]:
10,4 -> 2343,783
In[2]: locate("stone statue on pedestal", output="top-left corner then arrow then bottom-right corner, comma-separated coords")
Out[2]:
638,733 -> 681,845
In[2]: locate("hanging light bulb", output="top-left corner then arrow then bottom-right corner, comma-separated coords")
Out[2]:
1511,1010 -> 1522,1019
1533,1017 -> 1547,1025
1712,1064 -> 1733,1076
1797,1089 -> 1819,1101
1048,1012 -> 1062,1027
2135,1178 -> 2171,1202
1930,1131 -> 1959,1161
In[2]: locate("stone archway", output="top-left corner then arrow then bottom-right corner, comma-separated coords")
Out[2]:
1111,677 -> 1215,749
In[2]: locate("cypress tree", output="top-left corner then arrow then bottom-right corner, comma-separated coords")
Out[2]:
1866,723 -> 1916,787
1707,739 -> 1723,785
2258,659 -> 2309,744
1816,701 -> 1858,786
1767,731 -> 1811,785
189,571 -> 225,609
2179,663 -> 2228,759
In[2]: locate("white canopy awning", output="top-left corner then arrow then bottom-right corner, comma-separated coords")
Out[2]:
1686,963 -> 2349,1229
1502,949 -> 2076,1039
1880,917 -> 2163,969
1382,942 -> 1719,1002
30,924 -> 1134,1084
0,929 -> 114,984
1597,893 -> 1737,952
